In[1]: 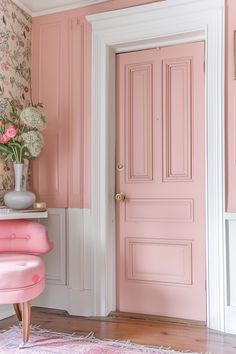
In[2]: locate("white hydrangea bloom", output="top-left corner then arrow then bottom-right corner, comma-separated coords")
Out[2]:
20,107 -> 46,131
21,131 -> 44,157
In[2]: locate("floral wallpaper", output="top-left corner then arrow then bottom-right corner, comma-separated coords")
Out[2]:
0,0 -> 32,204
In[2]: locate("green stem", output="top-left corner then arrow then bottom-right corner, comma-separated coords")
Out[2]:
19,144 -> 25,163
11,146 -> 20,163
19,146 -> 22,163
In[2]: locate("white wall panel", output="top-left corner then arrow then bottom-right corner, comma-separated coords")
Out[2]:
226,220 -> 236,306
34,208 -> 94,316
0,305 -> 14,321
225,217 -> 236,333
39,209 -> 66,285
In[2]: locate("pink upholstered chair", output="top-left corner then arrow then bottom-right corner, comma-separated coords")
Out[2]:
0,219 -> 52,346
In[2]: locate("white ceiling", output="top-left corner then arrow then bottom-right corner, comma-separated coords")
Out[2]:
12,0 -> 108,16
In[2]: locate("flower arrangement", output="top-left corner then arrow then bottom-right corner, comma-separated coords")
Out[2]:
0,101 -> 45,163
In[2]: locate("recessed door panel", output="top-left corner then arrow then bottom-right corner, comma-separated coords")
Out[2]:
126,63 -> 153,182
163,58 -> 193,181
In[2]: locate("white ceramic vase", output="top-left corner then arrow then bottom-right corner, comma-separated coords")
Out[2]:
4,162 -> 36,210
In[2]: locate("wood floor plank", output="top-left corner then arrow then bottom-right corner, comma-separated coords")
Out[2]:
0,307 -> 235,353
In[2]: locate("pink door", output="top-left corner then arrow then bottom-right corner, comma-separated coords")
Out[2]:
116,42 -> 206,321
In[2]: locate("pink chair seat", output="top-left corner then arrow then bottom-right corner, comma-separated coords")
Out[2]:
0,254 -> 45,304
0,220 -> 52,345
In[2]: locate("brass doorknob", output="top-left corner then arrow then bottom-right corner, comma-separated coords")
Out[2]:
115,192 -> 126,202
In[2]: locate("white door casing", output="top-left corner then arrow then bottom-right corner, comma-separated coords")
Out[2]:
86,0 -> 225,331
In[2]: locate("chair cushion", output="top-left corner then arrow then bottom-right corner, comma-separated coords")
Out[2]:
0,254 -> 45,290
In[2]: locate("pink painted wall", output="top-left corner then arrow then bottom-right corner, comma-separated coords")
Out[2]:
32,0 -> 235,210
226,0 -> 236,212
32,0 -> 163,208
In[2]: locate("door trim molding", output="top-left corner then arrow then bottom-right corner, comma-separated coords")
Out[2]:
86,0 -> 225,331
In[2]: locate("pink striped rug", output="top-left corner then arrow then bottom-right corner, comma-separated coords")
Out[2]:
0,326 -> 203,354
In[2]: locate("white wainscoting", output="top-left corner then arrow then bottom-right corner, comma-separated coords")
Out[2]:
33,208 -> 67,309
33,208 -> 94,316
0,305 -> 14,321
225,214 -> 236,334
41,209 -> 66,285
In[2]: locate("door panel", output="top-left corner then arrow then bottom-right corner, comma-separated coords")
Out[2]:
163,56 -> 193,181
116,42 -> 205,321
126,61 -> 154,182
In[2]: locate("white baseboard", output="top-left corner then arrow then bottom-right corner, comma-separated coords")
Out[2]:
33,284 -> 69,311
68,288 -> 94,316
34,285 -> 94,317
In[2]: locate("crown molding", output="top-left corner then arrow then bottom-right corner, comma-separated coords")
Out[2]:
11,0 -> 108,17
11,0 -> 32,15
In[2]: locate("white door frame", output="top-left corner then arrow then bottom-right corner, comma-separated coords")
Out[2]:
86,0 -> 225,331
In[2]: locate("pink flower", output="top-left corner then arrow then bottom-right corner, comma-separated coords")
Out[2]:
0,134 -> 10,144
5,124 -> 16,138
1,61 -> 11,71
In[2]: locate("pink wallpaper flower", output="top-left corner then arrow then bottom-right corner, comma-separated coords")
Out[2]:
0,0 -> 32,204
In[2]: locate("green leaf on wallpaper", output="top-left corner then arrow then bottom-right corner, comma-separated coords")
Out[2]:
12,49 -> 21,61
10,77 -> 15,88
0,146 -> 9,156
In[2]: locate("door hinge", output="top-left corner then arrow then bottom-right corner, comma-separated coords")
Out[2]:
203,61 -> 205,73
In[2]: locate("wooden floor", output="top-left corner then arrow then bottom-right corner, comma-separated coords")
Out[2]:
0,307 -> 236,353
